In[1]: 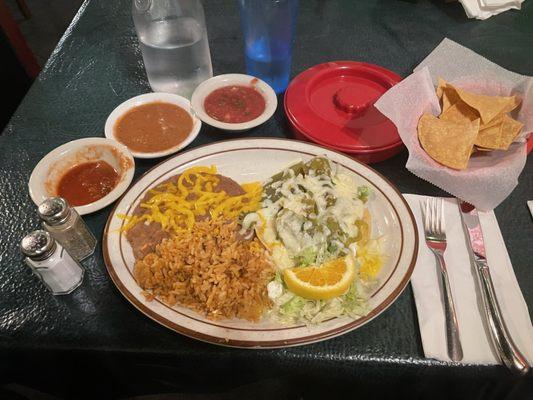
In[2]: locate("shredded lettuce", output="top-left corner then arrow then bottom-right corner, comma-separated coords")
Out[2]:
281,295 -> 306,315
268,250 -> 369,325
269,280 -> 368,325
341,281 -> 368,318
294,243 -> 339,267
295,246 -> 317,266
274,270 -> 284,284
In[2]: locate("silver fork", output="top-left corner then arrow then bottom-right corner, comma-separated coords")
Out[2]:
422,198 -> 464,362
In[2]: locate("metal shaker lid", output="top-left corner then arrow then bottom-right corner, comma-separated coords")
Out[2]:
21,230 -> 56,260
38,197 -> 71,225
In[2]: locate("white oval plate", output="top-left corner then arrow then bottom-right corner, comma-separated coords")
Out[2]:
104,92 -> 202,159
103,138 -> 417,348
29,138 -> 135,215
190,74 -> 277,132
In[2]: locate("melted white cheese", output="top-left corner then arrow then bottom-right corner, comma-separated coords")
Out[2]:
258,160 -> 370,271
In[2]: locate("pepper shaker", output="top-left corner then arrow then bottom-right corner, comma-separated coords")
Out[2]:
38,197 -> 96,261
21,230 -> 84,295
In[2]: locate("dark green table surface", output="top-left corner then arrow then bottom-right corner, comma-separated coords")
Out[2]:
1,0 -> 532,398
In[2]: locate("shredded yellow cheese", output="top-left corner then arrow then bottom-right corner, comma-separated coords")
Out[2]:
119,166 -> 262,234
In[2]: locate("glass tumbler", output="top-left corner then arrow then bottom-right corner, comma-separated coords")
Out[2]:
237,0 -> 298,94
132,0 -> 213,98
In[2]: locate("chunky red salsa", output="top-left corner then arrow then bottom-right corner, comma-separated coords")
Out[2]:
204,85 -> 266,123
57,160 -> 119,206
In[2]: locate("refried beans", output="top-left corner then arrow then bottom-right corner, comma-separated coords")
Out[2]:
125,173 -> 245,260
114,102 -> 193,153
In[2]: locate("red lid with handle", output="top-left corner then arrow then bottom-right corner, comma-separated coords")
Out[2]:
284,61 -> 404,161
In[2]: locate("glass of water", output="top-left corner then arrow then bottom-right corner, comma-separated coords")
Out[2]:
237,0 -> 298,94
132,0 -> 213,98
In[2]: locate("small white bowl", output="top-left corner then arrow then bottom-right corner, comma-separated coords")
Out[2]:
29,138 -> 135,215
104,92 -> 201,159
191,74 -> 277,131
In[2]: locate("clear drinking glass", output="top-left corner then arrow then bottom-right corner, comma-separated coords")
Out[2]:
132,0 -> 213,98
237,0 -> 298,94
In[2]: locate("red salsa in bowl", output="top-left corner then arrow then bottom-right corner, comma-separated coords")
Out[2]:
57,160 -> 120,207
204,85 -> 266,123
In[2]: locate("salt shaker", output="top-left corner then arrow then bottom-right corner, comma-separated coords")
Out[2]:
38,197 -> 96,261
21,230 -> 84,295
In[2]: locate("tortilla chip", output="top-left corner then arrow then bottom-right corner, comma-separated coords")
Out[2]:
439,101 -> 479,124
429,80 -> 523,164
500,96 -> 522,114
435,79 -> 460,112
470,147 -> 493,157
418,113 -> 479,170
436,77 -> 446,99
475,114 -> 523,150
441,91 -> 453,112
442,87 -> 461,113
480,114 -> 504,131
452,85 -> 520,124
499,115 -> 523,150
475,121 -> 503,149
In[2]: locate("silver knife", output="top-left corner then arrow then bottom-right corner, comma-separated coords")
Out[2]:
458,200 -> 530,375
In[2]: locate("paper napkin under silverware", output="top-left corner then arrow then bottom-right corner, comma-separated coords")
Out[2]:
405,194 -> 533,364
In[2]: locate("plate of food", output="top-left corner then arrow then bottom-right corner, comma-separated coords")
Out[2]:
103,138 -> 418,348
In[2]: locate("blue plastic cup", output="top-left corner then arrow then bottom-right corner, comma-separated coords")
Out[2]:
237,0 -> 298,94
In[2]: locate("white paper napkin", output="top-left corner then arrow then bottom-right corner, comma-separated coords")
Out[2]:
405,194 -> 533,364
459,0 -> 523,20
375,38 -> 533,211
